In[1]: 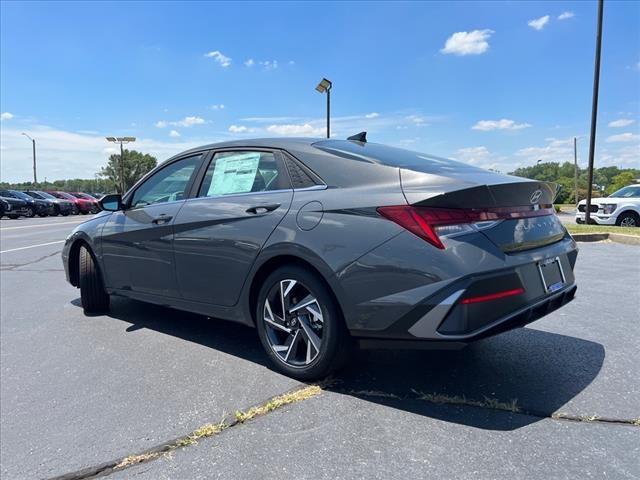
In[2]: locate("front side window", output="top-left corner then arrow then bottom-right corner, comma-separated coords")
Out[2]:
198,151 -> 289,198
130,155 -> 201,208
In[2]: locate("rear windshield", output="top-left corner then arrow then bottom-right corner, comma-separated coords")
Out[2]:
313,140 -> 485,174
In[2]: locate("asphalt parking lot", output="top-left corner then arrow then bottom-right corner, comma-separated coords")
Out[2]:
1,215 -> 639,479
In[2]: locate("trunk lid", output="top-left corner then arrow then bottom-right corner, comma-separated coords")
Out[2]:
400,169 -> 565,253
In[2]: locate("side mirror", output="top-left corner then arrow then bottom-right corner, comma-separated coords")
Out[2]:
99,193 -> 123,212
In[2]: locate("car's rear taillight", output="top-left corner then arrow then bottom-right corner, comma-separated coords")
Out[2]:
377,205 -> 555,249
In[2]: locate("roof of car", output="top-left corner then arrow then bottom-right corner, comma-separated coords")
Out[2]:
179,137 -> 321,157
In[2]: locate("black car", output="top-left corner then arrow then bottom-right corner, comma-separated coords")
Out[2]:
0,194 -> 29,219
23,191 -> 73,216
0,197 -> 12,218
1,189 -> 52,217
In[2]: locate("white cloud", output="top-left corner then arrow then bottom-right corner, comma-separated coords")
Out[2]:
608,118 -> 635,128
1,112 -> 14,121
441,29 -> 494,56
365,112 -> 380,119
244,58 -> 255,67
155,116 -> 206,128
266,123 -> 324,136
0,124 -> 214,183
204,50 -> 232,67
406,114 -> 429,126
210,104 -> 225,110
228,125 -> 255,133
169,130 -> 181,137
606,133 -> 639,143
472,119 -> 532,131
288,60 -> 295,65
528,15 -> 550,30
516,137 -> 574,164
558,11 -> 575,20
455,146 -> 491,165
259,60 -> 278,70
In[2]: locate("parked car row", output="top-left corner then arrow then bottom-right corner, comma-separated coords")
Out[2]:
0,190 -> 101,219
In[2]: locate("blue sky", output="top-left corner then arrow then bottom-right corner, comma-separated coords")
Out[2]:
1,1 -> 638,182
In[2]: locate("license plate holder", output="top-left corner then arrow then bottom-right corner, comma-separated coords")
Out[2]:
537,257 -> 566,294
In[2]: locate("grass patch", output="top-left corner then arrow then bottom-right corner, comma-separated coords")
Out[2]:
411,389 -> 520,413
235,385 -> 321,422
565,224 -> 640,236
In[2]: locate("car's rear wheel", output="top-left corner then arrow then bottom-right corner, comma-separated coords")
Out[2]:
616,211 -> 639,227
25,207 -> 35,218
256,265 -> 351,380
79,245 -> 110,313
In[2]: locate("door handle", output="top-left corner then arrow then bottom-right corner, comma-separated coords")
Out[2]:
246,203 -> 281,215
152,214 -> 173,225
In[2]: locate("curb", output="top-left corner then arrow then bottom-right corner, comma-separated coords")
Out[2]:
571,232 -> 640,245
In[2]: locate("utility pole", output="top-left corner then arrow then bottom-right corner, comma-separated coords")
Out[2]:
585,0 -> 604,224
574,137 -> 579,205
21,133 -> 37,184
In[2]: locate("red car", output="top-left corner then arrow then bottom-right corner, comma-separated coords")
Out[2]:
69,192 -> 101,213
47,191 -> 96,214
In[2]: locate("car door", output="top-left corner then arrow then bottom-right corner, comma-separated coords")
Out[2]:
173,149 -> 293,306
100,154 -> 203,298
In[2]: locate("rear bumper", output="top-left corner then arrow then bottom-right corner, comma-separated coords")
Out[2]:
342,231 -> 578,343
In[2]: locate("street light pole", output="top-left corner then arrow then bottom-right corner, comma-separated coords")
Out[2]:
21,133 -> 37,184
105,137 -> 136,194
315,78 -> 333,138
585,0 -> 604,225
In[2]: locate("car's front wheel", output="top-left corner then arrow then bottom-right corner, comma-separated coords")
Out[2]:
79,245 -> 110,313
25,207 -> 35,218
616,211 -> 639,227
256,265 -> 351,380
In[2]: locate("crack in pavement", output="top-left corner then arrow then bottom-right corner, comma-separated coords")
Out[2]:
45,379 -> 637,480
0,250 -> 62,271
340,387 -> 640,427
46,383 -> 323,480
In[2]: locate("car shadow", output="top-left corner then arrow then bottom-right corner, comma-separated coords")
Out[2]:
74,297 -> 605,431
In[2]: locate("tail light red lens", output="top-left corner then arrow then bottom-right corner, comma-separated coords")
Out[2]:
377,205 -> 555,249
460,287 -> 525,304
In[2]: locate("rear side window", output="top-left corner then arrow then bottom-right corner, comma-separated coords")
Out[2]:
198,151 -> 290,197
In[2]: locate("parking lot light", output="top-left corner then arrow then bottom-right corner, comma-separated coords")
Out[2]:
21,132 -> 37,184
105,136 -> 137,194
315,78 -> 332,138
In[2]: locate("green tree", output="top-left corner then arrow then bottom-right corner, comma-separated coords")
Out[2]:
100,149 -> 157,194
607,171 -> 635,195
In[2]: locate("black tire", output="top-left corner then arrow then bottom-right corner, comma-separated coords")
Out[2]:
61,211 -> 69,216
38,213 -> 47,217
51,205 -> 60,216
25,207 -> 35,218
615,211 -> 639,228
79,245 -> 110,313
256,265 -> 351,380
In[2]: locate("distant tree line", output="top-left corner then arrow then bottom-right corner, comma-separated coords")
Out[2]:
510,162 -> 640,204
0,149 -> 158,195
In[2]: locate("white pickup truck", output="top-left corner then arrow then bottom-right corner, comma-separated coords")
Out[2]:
576,184 -> 640,227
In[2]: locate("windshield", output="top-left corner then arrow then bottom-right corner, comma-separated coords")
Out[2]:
9,190 -> 31,201
35,191 -> 56,199
609,185 -> 640,198
314,140 -> 485,175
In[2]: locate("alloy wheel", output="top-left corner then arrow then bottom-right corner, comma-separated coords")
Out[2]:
263,279 -> 324,368
620,216 -> 637,227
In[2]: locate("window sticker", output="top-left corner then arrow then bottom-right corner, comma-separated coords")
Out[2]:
208,152 -> 261,196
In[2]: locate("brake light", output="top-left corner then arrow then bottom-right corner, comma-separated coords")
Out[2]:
376,205 -> 554,249
460,287 -> 525,304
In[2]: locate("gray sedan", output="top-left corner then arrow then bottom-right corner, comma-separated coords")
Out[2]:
62,136 -> 578,379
